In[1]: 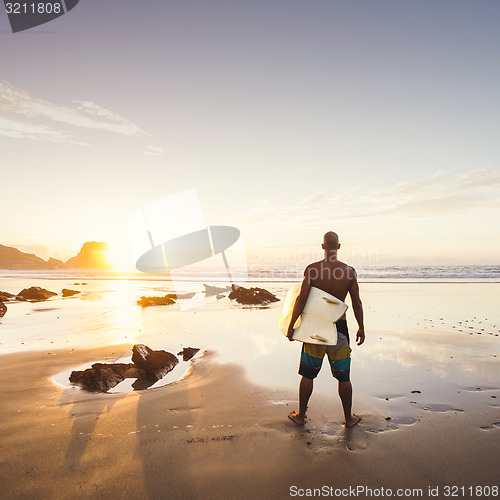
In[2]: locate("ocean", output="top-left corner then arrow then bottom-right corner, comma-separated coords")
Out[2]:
1,264 -> 499,283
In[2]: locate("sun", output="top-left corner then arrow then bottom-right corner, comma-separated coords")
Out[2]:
101,244 -> 136,272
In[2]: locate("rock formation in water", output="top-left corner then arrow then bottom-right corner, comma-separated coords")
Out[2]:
228,285 -> 280,305
0,291 -> 15,301
16,287 -> 58,302
132,344 -> 179,381
65,241 -> 112,269
62,288 -> 81,297
137,295 -> 176,307
177,347 -> 200,361
0,300 -> 6,318
69,345 -> 187,392
69,363 -> 139,392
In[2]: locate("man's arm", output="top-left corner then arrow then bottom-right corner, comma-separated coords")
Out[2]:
349,269 -> 365,345
286,271 -> 312,341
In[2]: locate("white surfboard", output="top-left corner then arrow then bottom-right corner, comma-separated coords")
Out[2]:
279,285 -> 348,345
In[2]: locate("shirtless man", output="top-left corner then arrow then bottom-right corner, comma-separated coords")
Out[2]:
287,231 -> 365,427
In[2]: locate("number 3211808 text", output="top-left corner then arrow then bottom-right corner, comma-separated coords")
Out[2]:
5,3 -> 62,14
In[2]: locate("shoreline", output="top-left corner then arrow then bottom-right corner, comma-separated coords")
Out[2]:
1,345 -> 499,498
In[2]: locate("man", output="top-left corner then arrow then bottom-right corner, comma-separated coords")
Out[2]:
287,231 -> 365,427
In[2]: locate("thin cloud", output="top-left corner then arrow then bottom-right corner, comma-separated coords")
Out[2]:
0,80 -> 146,143
382,193 -> 494,218
453,166 -> 500,191
296,191 -> 326,207
143,145 -> 165,157
0,116 -> 71,143
236,167 -> 500,227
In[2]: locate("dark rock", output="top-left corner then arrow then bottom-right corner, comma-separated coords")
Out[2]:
16,287 -> 58,302
0,300 -> 6,318
0,291 -> 15,301
203,284 -> 231,296
131,377 -> 156,391
62,288 -> 81,297
69,344 -> 180,393
137,295 -> 176,307
228,285 -> 280,305
69,363 -> 137,392
132,344 -> 179,381
177,347 -> 200,361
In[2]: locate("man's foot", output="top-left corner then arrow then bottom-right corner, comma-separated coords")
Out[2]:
288,411 -> 306,425
345,414 -> 361,428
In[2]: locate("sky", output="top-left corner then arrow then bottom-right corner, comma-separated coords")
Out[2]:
1,0 -> 500,268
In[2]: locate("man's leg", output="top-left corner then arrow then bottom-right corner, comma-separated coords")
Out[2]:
299,376 -> 313,418
338,380 -> 361,427
289,376 -> 313,425
290,344 -> 325,425
328,340 -> 361,428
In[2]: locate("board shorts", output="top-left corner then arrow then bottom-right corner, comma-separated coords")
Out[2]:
298,319 -> 351,382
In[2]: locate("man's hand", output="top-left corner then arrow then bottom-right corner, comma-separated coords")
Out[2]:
356,329 -> 365,346
287,325 -> 295,342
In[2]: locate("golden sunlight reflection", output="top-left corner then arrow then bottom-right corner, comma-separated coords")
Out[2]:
101,279 -> 142,345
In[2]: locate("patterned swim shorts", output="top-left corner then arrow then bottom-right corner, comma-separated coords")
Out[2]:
298,319 -> 351,382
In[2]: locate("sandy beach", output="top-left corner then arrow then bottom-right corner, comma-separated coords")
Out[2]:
0,276 -> 499,499
3,0 -> 500,497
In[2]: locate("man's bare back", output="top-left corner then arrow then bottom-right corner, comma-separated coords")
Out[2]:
305,259 -> 356,302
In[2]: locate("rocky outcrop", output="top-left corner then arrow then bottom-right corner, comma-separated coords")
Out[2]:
69,363 -> 138,392
65,241 -> 112,269
177,347 -> 200,361
0,291 -> 15,301
137,295 -> 176,307
16,287 -> 57,302
62,288 -> 81,297
228,285 -> 280,305
132,344 -> 179,381
0,244 -> 61,270
0,300 -> 6,318
69,344 -> 197,393
0,242 -> 116,270
47,258 -> 65,269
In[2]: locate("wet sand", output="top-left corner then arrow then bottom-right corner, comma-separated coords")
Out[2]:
1,279 -> 499,497
1,343 -> 499,499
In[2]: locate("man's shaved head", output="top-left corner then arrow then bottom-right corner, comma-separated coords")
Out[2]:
323,231 -> 339,249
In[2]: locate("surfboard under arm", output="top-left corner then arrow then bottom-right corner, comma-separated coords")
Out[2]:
279,285 -> 348,345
